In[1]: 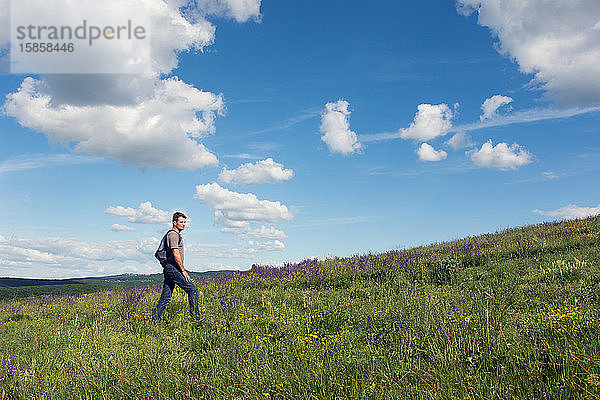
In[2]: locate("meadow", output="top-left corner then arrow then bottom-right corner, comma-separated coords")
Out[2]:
1,216 -> 599,399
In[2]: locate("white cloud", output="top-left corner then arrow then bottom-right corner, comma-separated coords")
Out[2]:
445,131 -> 473,150
257,240 -> 285,251
454,106 -> 600,133
542,171 -> 559,180
147,0 -> 219,74
480,95 -> 513,120
196,0 -> 262,22
195,183 -> 293,224
0,236 -> 144,262
12,0 -> 216,75
247,225 -> 287,240
0,153 -> 99,175
219,158 -> 294,185
319,100 -> 363,155
0,227 -> 281,278
7,0 -> 217,76
222,153 -> 262,160
7,0 -> 152,74
105,201 -> 170,224
4,77 -> 222,170
248,112 -> 320,136
215,212 -> 252,232
195,183 -> 292,245
2,0 -> 262,169
217,217 -> 286,239
361,106 -> 600,143
533,204 -> 600,219
111,224 -> 137,232
0,234 -> 159,278
468,139 -> 533,170
458,0 -> 600,105
400,103 -> 454,142
417,143 -> 447,162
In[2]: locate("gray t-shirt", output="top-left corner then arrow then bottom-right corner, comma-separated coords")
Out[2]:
166,230 -> 184,263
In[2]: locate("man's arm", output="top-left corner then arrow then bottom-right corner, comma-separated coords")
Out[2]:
172,249 -> 191,281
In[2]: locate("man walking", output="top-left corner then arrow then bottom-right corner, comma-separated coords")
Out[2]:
153,212 -> 201,321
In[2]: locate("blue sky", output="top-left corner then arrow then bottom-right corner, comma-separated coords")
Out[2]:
0,0 -> 599,278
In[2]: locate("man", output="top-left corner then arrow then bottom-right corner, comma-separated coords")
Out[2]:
153,212 -> 201,322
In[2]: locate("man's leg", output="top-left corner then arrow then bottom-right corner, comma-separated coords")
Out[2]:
153,268 -> 175,322
167,264 -> 200,318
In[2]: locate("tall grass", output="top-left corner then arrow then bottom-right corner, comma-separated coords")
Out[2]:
1,216 -> 599,399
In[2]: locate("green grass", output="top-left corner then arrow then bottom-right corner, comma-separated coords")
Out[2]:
1,216 -> 599,399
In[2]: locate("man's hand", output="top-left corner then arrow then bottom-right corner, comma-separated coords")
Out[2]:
182,270 -> 191,282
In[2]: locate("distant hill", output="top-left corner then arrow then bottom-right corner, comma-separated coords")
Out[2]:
0,270 -> 237,300
0,277 -> 86,288
0,270 -> 236,287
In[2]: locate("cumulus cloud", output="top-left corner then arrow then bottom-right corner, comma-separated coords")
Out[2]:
8,0 -> 256,75
533,204 -> 600,220
105,201 -> 170,224
0,234 -> 159,278
319,100 -> 363,155
247,225 -> 287,240
4,77 -> 222,169
256,240 -> 285,251
2,0 -> 262,169
417,143 -> 447,162
217,220 -> 287,240
194,183 -> 292,247
468,140 -> 533,170
111,224 -> 137,232
457,0 -> 600,105
219,158 -> 294,185
445,131 -> 473,150
195,183 -> 293,223
7,0 -> 218,79
400,103 -> 454,142
215,212 -> 252,233
196,0 -> 262,22
480,95 -> 513,120
0,230 -> 266,277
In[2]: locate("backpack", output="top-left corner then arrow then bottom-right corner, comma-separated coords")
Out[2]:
154,229 -> 178,266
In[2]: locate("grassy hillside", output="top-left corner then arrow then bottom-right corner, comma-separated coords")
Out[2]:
0,216 -> 599,399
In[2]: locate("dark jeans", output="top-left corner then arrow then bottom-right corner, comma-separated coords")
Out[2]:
153,263 -> 200,321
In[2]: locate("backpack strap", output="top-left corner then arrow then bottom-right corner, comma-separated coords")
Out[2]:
163,229 -> 182,267
164,229 -> 183,257
163,229 -> 179,249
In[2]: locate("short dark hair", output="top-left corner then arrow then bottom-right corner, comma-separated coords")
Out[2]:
172,212 -> 187,222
